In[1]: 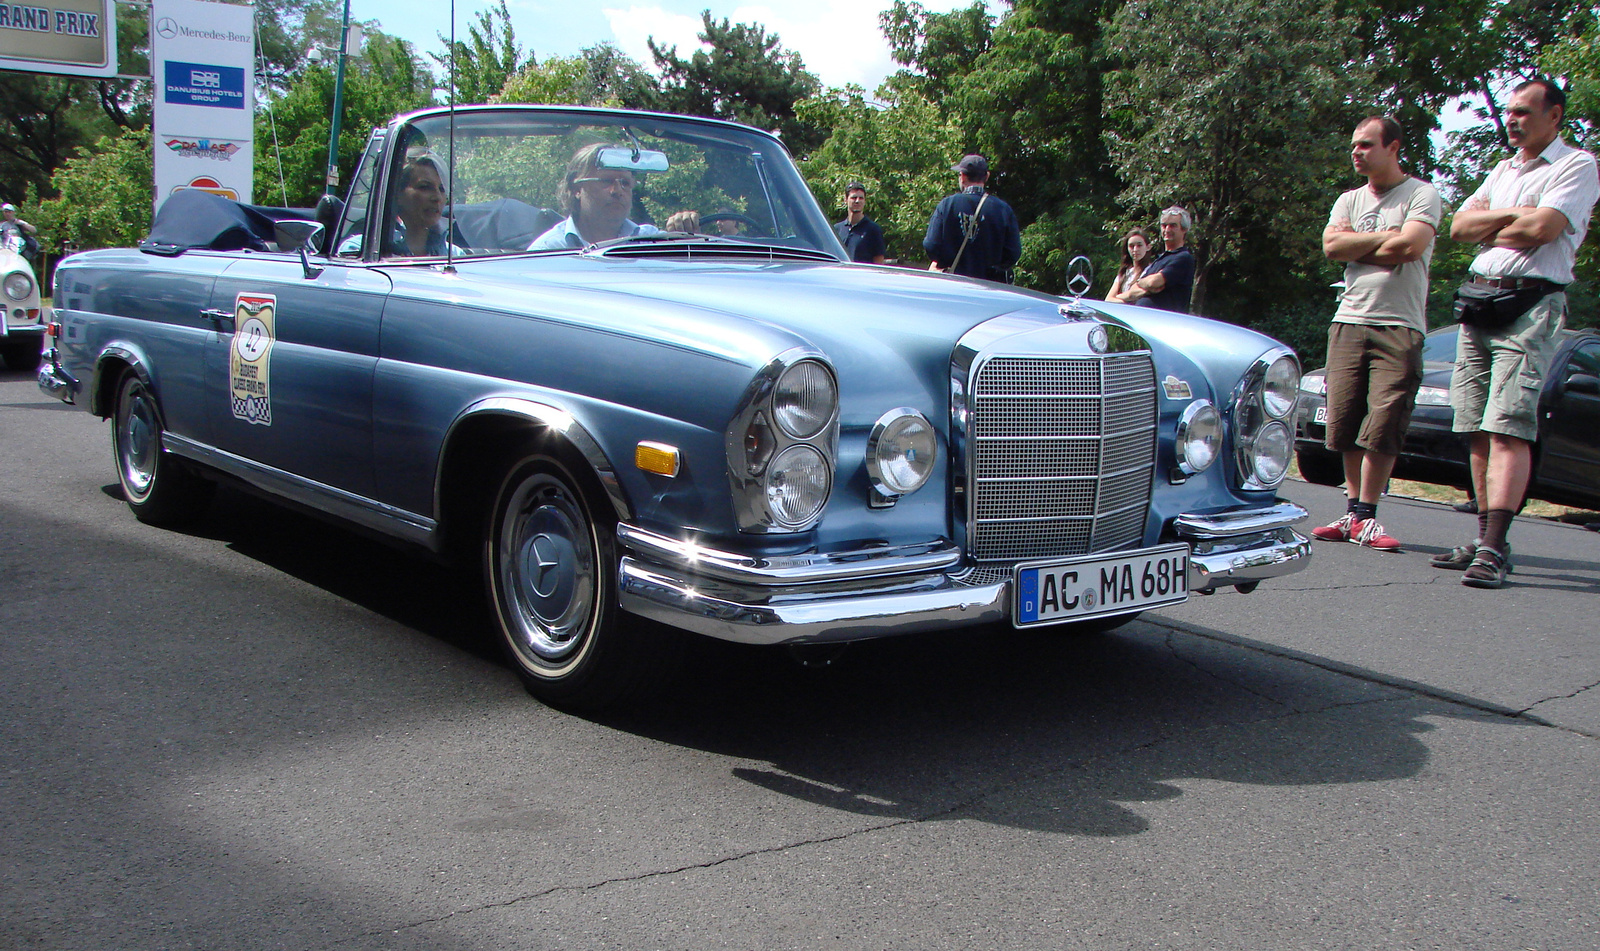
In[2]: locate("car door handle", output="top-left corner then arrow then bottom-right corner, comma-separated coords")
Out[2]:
201,308 -> 234,328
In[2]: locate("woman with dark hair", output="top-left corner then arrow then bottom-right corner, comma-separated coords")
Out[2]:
1105,228 -> 1152,303
529,143 -> 660,249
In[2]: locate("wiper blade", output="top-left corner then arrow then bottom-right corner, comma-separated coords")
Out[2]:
583,233 -> 839,262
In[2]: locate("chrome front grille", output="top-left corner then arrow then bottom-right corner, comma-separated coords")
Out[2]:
968,353 -> 1158,562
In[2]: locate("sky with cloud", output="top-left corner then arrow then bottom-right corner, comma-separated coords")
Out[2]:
343,0 -> 984,94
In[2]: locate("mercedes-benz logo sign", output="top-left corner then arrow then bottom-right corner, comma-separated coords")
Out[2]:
1064,254 -> 1094,298
156,17 -> 178,38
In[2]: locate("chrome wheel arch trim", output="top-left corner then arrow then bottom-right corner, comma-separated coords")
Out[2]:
89,344 -> 151,417
439,396 -> 632,524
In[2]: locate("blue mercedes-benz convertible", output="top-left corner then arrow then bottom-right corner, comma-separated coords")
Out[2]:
40,104 -> 1310,708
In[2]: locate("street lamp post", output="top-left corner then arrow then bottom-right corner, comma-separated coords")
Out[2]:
323,0 -> 353,195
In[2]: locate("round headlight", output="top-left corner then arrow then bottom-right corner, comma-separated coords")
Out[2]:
1261,354 -> 1300,419
765,444 -> 831,527
866,408 -> 937,497
1251,420 -> 1292,485
4,271 -> 33,301
772,360 -> 836,439
1176,400 -> 1222,474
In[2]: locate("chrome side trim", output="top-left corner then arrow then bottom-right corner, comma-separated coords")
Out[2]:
1187,528 -> 1312,591
616,522 -> 960,585
439,396 -> 631,523
36,349 -> 77,403
1172,501 -> 1309,539
618,557 -> 1008,645
164,433 -> 437,548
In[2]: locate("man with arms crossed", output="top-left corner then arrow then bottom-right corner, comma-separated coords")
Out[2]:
1314,116 -> 1442,551
1440,79 -> 1598,588
1118,206 -> 1196,312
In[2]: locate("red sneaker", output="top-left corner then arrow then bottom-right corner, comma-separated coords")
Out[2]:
1311,513 -> 1356,542
1351,518 -> 1401,551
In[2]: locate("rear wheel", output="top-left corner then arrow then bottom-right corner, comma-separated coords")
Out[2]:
112,371 -> 213,524
1295,447 -> 1345,487
483,451 -> 670,709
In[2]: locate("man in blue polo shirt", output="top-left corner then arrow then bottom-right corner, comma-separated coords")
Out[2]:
1119,205 -> 1195,312
834,182 -> 886,264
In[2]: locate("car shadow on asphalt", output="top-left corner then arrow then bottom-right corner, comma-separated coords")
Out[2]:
104,481 -> 1536,841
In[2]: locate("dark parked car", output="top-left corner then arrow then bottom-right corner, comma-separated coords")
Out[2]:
40,104 -> 1312,708
1295,324 -> 1600,509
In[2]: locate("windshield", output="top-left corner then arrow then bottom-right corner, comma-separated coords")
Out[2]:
368,108 -> 844,261
1422,327 -> 1458,363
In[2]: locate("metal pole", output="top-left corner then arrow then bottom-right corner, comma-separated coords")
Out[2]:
323,0 -> 352,194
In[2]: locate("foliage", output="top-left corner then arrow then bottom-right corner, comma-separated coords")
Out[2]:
255,32 -> 434,208
33,127 -> 154,252
430,0 -> 527,105
0,2 -> 151,201
1103,0 -> 1366,315
648,13 -> 825,154
797,87 -> 964,262
498,45 -> 659,108
880,1 -> 995,103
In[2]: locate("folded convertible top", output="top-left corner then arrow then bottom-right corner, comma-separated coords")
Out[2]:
140,190 -> 315,256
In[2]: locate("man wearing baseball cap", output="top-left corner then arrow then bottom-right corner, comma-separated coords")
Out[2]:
923,154 -> 1021,282
1,203 -> 38,262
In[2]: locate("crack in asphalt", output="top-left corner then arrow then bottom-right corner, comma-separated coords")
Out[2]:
1519,678 -> 1600,716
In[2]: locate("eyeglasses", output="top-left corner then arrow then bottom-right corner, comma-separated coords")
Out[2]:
574,176 -> 635,190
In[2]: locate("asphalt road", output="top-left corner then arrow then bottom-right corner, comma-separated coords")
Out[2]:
3,363 -> 1598,951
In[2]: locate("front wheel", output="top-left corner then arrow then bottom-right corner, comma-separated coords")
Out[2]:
484,452 -> 669,709
112,371 -> 213,524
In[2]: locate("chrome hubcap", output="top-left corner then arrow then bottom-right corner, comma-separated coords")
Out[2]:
119,388 -> 157,500
498,474 -> 595,665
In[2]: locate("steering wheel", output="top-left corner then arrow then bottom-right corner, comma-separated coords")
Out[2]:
700,212 -> 762,234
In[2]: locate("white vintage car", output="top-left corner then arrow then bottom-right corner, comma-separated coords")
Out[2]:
1,232 -> 47,371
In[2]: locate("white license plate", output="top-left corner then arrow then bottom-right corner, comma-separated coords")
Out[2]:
1313,405 -> 1328,424
1014,544 -> 1190,627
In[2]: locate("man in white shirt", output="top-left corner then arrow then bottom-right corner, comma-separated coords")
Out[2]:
1314,116 -> 1441,553
530,143 -> 659,250
1441,78 -> 1600,588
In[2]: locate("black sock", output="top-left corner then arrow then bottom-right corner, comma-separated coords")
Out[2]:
1353,501 -> 1377,522
1346,497 -> 1360,515
1477,512 -> 1489,540
1481,509 -> 1515,553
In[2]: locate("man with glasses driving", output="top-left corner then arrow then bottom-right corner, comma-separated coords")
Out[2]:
529,143 -> 661,250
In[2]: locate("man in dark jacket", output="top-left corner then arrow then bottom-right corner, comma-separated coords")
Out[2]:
923,155 -> 1021,282
835,182 -> 886,264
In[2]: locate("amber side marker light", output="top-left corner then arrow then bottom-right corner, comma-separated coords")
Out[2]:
636,441 -> 680,477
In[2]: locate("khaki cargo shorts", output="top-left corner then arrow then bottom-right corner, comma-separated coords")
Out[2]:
1450,291 -> 1565,444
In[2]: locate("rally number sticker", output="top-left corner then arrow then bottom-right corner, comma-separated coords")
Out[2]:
229,293 -> 275,425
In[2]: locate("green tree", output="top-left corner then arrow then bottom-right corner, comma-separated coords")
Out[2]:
648,12 -> 825,154
254,31 -> 433,207
430,0 -> 527,104
797,86 -> 964,261
1104,0 -> 1367,315
880,1 -> 994,103
498,44 -> 659,108
33,127 -> 154,252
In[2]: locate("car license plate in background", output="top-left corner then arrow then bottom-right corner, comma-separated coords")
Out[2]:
1313,406 -> 1327,424
1014,544 -> 1190,627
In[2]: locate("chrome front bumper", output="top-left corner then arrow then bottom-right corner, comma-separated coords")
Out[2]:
617,504 -> 1311,646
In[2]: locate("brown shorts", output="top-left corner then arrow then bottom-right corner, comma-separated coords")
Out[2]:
1322,321 -> 1424,456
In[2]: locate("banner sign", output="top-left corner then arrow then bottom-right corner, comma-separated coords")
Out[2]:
0,0 -> 116,77
151,0 -> 254,212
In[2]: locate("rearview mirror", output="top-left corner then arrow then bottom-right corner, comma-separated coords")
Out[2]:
598,147 -> 669,173
274,219 -> 326,280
